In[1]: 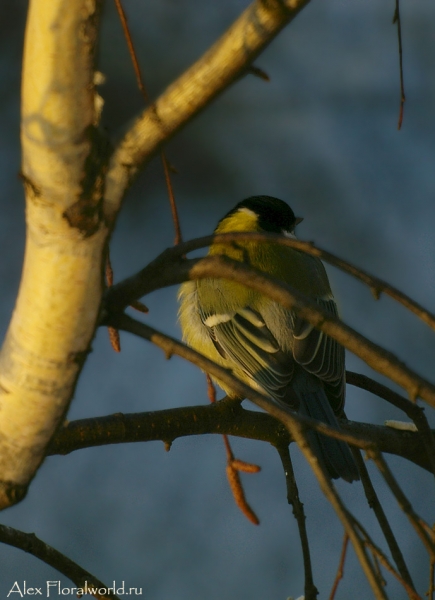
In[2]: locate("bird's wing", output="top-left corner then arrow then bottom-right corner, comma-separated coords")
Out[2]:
292,297 -> 345,413
200,306 -> 295,403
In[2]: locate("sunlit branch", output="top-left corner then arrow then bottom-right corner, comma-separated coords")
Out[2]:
103,250 -> 435,408
135,231 -> 435,331
104,0 -> 311,217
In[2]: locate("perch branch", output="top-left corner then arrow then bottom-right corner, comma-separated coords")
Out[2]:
106,232 -> 435,332
103,251 -> 435,408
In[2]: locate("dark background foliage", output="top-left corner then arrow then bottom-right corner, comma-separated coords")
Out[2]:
0,1 -> 434,597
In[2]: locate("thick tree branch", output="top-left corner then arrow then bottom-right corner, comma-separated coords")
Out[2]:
48,402 -> 434,472
104,0 -> 311,219
0,0 -> 106,510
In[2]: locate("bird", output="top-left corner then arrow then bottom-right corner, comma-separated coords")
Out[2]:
178,195 -> 359,482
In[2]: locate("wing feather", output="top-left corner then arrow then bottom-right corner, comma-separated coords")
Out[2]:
292,298 -> 345,413
200,306 -> 294,401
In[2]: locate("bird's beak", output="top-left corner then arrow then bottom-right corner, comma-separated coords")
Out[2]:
295,217 -> 304,226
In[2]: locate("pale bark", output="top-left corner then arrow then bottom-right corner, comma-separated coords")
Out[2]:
0,0 -> 312,510
0,0 -> 106,509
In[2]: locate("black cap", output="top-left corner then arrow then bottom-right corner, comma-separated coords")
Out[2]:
222,195 -> 300,233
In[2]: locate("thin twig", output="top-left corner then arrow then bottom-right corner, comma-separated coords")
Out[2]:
162,153 -> 182,245
0,524 -> 121,600
368,449 -> 435,560
247,65 -> 270,81
113,0 -> 148,100
429,525 -> 435,600
105,253 -> 121,352
329,533 -> 349,600
352,449 -> 416,591
46,402 -> 434,473
393,0 -> 406,130
113,0 -> 183,244
276,444 -> 318,600
352,516 -> 421,599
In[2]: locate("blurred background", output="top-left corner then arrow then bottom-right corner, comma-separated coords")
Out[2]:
1,0 -> 435,597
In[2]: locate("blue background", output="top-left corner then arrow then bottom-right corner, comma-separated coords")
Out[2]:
1,1 -> 435,598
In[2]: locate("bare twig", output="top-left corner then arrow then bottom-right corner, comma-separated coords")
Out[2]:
393,0 -> 406,130
368,449 -> 435,560
329,533 -> 349,600
113,0 -> 182,244
276,444 -> 318,600
429,525 -> 435,600
352,449 -> 416,591
161,153 -> 182,244
113,0 -> 148,99
0,524 -> 120,600
247,65 -> 270,81
352,516 -> 421,599
105,254 -> 121,352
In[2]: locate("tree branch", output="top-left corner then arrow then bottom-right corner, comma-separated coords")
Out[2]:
0,0 -> 106,510
276,444 -> 318,600
104,0 -> 311,219
103,249 -> 435,408
352,449 -> 416,592
47,402 -> 433,473
0,524 -> 120,600
104,232 -> 435,331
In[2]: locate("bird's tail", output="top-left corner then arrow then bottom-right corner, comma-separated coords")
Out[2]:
288,370 -> 359,483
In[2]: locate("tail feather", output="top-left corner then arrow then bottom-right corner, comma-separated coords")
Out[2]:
289,370 -> 359,482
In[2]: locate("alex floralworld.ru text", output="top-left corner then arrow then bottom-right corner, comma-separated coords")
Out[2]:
7,581 -> 143,597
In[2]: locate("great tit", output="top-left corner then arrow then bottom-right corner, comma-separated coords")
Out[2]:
178,195 -> 359,482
